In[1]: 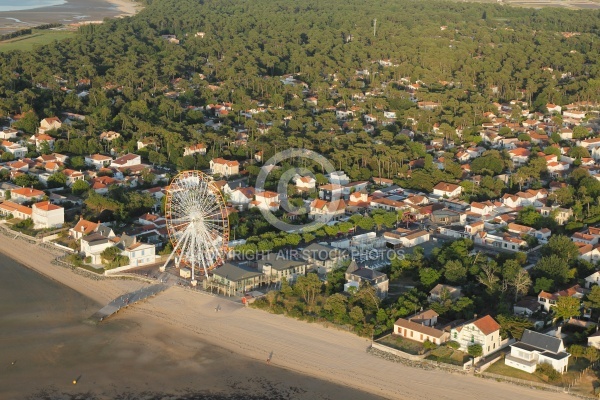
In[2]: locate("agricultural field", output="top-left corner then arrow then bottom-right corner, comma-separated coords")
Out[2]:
0,29 -> 75,53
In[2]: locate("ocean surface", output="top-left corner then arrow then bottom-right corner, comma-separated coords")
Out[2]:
0,0 -> 66,12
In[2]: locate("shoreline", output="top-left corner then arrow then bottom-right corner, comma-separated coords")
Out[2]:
0,0 -> 142,35
0,238 -> 575,400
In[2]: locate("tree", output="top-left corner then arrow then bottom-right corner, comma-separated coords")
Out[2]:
349,306 -> 365,325
468,344 -> 483,358
496,315 -> 533,340
534,277 -> 554,293
553,296 -> 580,321
294,273 -> 322,308
1,152 -> 14,162
585,285 -> 600,310
419,267 -> 441,289
71,179 -> 89,195
47,172 -> 67,188
477,261 -> 500,292
444,260 -> 467,284
324,293 -> 348,323
542,235 -> 579,263
69,156 -> 86,169
534,255 -> 572,285
510,269 -> 532,302
568,344 -> 585,360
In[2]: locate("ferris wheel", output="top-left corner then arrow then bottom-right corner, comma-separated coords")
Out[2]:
161,170 -> 229,284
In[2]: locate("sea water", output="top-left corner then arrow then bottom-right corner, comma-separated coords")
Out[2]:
0,0 -> 66,12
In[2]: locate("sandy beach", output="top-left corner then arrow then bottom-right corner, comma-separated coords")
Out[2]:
0,0 -> 141,35
0,238 -> 576,400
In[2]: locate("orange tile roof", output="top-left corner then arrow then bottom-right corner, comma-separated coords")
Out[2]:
473,315 -> 501,336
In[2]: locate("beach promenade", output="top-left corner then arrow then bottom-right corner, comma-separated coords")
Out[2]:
1,238 -> 575,400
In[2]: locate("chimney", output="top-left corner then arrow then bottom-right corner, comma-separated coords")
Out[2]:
556,326 -> 562,338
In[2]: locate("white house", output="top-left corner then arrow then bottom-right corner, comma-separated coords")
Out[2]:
0,200 -> 32,220
118,235 -> 157,267
1,140 -> 27,159
585,271 -> 600,289
31,201 -> 64,229
85,154 -> 112,169
229,187 -> 255,210
10,187 -> 45,203
210,158 -> 240,177
505,329 -> 570,374
183,143 -> 207,156
253,190 -> 280,212
432,182 -> 462,198
450,315 -> 501,356
309,199 -> 347,222
38,117 -> 62,134
327,171 -> 350,185
111,153 -> 142,168
294,175 -> 316,192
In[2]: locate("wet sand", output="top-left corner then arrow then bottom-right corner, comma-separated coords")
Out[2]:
0,0 -> 140,35
0,237 -> 576,400
0,252 -> 382,400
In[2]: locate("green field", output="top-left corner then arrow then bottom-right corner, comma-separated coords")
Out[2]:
0,29 -> 75,52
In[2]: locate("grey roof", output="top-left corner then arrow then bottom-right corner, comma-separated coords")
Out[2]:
520,330 -> 563,354
257,253 -> 307,271
350,268 -> 386,282
303,243 -> 343,262
96,224 -> 113,237
212,262 -> 263,282
81,233 -> 110,245
346,260 -> 359,274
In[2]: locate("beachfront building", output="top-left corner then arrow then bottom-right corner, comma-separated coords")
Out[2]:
116,235 -> 157,267
0,200 -> 32,220
344,260 -> 389,298
450,315 -> 501,356
31,201 -> 64,229
302,243 -> 347,274
208,262 -> 267,296
256,253 -> 308,284
505,329 -> 570,373
81,233 -> 116,264
394,310 -> 449,345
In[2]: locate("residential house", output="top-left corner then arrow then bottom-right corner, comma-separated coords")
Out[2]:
0,200 -> 32,220
183,143 -> 207,156
80,233 -> 116,264
505,329 -> 570,373
210,158 -> 240,177
513,297 -> 541,316
309,199 -> 347,222
253,190 -> 280,212
1,140 -> 27,159
69,217 -> 100,239
257,253 -> 308,284
38,117 -> 62,133
85,154 -> 112,169
507,148 -> 531,166
450,315 -> 501,356
62,169 -> 85,186
430,208 -> 466,225
302,243 -> 346,274
111,153 -> 142,169
229,187 -> 255,210
319,183 -> 344,201
326,171 -> 350,185
10,187 -> 44,203
344,260 -> 389,298
31,201 -> 64,229
537,285 -> 585,312
470,201 -> 494,216
394,310 -> 449,345
584,271 -> 600,289
432,182 -> 462,198
294,175 -> 316,192
429,284 -> 462,302
30,133 -> 55,151
116,235 -> 157,267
